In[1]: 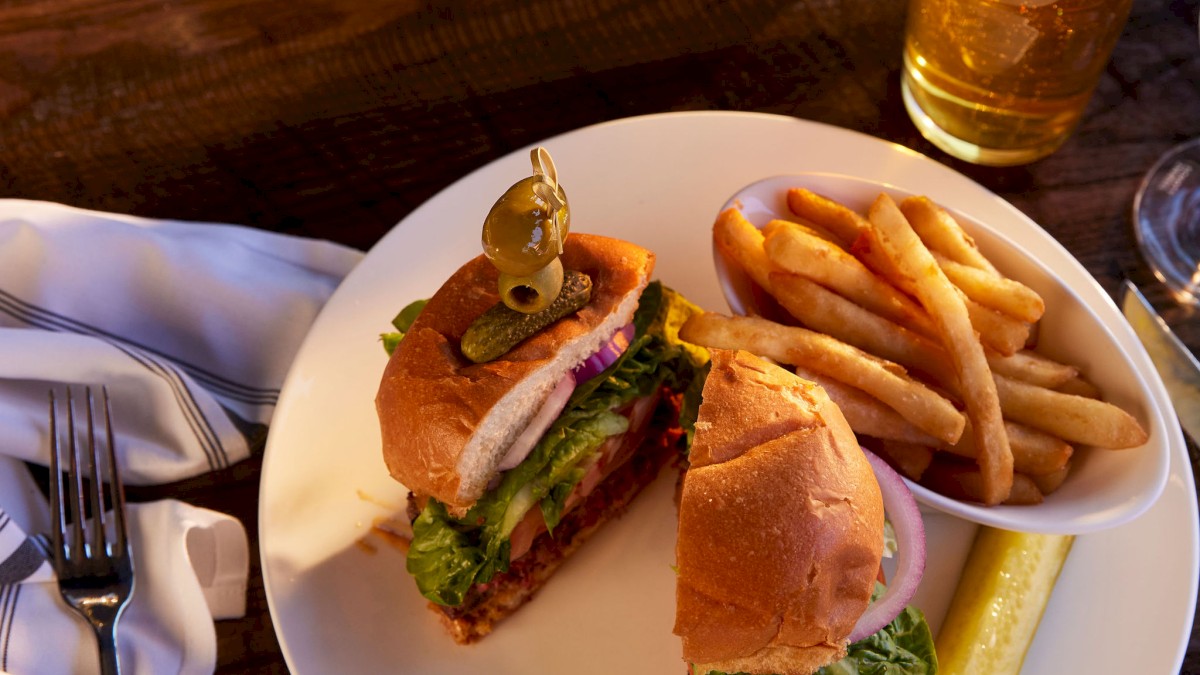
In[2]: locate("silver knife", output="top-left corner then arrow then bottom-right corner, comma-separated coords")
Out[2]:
1121,280 -> 1200,443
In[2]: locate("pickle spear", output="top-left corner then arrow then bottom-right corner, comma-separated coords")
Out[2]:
461,269 -> 592,363
935,527 -> 1073,675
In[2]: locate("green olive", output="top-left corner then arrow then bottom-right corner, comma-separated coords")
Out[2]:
497,257 -> 564,314
482,175 -> 570,277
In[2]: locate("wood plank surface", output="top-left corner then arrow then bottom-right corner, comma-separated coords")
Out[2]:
1,0 -> 1197,672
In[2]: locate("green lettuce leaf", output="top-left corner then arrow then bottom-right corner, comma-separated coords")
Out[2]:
536,411 -> 629,531
393,299 -> 428,332
405,500 -> 489,606
813,582 -> 937,675
380,299 -> 428,356
641,282 -> 706,450
697,584 -> 938,675
404,281 -> 703,606
677,360 -> 710,451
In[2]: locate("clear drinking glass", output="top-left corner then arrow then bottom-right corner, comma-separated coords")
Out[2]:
1132,20 -> 1200,304
1133,139 -> 1200,304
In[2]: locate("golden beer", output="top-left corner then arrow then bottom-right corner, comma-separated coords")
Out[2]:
902,0 -> 1132,166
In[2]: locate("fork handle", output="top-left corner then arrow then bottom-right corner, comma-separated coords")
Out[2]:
93,622 -> 123,675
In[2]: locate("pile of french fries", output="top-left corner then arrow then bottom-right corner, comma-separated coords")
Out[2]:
680,187 -> 1149,506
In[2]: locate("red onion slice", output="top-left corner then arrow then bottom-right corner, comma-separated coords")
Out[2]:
498,323 -> 634,473
497,372 -> 577,471
572,323 -> 635,383
848,448 -> 927,643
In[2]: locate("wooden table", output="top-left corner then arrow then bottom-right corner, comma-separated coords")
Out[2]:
2,0 -> 1198,672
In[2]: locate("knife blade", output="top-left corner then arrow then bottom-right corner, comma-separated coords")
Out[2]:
1121,280 -> 1200,444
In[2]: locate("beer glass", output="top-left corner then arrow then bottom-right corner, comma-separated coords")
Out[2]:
902,0 -> 1133,166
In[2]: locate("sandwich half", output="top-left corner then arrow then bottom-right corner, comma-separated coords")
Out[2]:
675,349 -> 887,675
377,232 -> 701,643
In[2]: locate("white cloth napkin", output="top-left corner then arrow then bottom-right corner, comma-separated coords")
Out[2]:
0,199 -> 362,479
0,200 -> 365,673
0,481 -> 248,674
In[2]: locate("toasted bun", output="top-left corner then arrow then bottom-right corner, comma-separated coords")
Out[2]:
376,233 -> 654,515
675,350 -> 884,675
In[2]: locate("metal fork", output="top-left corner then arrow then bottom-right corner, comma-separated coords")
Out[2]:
48,386 -> 135,675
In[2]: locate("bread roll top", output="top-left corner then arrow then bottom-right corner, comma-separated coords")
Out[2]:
676,349 -> 884,675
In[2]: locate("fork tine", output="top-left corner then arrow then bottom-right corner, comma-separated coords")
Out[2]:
65,387 -> 87,562
48,390 -> 65,569
84,387 -> 109,557
99,386 -> 129,554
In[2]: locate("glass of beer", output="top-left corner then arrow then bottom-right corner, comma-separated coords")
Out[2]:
902,0 -> 1133,166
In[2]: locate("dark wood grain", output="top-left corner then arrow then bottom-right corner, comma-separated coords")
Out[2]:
1,0 -> 1198,672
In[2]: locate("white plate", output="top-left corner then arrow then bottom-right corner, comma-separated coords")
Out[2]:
259,111 -> 1199,674
715,173 -> 1171,535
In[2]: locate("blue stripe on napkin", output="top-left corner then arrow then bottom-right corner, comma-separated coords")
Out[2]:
0,287 -> 278,405
0,583 -> 19,672
0,288 -> 233,469
0,512 -> 47,586
0,539 -> 43,586
110,343 -> 228,471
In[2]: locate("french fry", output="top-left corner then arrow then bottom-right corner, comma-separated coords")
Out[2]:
921,458 -> 1043,506
874,439 -> 935,481
790,189 -> 1034,356
713,207 -> 772,293
1005,475 -> 1046,506
767,217 -> 1132,455
867,193 -> 1013,505
787,188 -> 926,295
987,349 -> 1078,389
726,186 -> 1149,507
898,195 -> 998,274
934,251 -> 1045,324
785,188 -> 869,248
1003,423 -> 1075,475
794,365 -> 944,447
679,312 -> 966,444
794,190 -> 1035,356
1030,463 -> 1071,496
768,271 -> 958,388
993,374 -> 1149,449
762,217 -> 841,245
945,419 -> 1074,476
764,223 -> 938,338
965,299 -> 1031,357
768,273 -> 1085,431
1054,375 -> 1102,399
770,275 -> 1080,447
